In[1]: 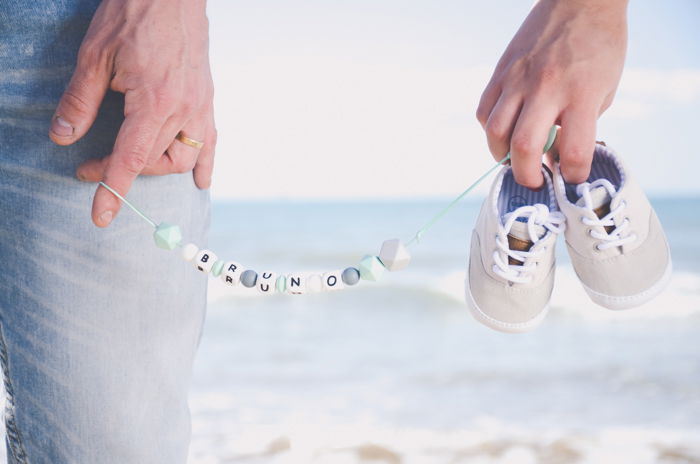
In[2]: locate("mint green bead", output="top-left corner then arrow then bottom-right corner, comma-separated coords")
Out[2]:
359,255 -> 385,282
153,222 -> 182,250
211,260 -> 225,277
276,275 -> 286,293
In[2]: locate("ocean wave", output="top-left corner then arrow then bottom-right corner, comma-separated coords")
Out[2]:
187,416 -> 700,464
207,266 -> 700,321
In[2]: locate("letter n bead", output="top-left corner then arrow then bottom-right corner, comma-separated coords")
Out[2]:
286,273 -> 306,295
322,271 -> 344,291
378,239 -> 411,271
257,271 -> 277,294
194,250 -> 217,273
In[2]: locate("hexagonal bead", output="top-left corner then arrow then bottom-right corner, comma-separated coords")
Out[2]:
358,255 -> 385,282
378,239 -> 411,271
153,223 -> 182,250
275,275 -> 287,293
211,260 -> 225,277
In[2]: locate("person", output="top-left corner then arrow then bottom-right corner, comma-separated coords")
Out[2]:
0,0 -> 628,462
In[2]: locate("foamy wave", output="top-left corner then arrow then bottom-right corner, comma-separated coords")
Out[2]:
429,266 -> 700,321
207,266 -> 700,320
188,411 -> 700,464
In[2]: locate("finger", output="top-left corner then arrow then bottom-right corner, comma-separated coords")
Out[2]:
50,49 -> 111,145
167,124 -> 207,174
91,112 -> 164,227
476,81 -> 501,128
75,123 -> 205,181
193,123 -> 217,189
484,92 -> 522,162
509,99 -> 559,189
557,106 -> 597,184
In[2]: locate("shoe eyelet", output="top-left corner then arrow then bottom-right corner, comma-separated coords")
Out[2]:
595,244 -> 603,251
579,216 -> 586,224
588,229 -> 594,237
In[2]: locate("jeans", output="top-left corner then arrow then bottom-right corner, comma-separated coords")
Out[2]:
0,1 -> 210,462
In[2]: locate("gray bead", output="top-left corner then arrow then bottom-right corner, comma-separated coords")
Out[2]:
241,270 -> 258,288
341,267 -> 361,285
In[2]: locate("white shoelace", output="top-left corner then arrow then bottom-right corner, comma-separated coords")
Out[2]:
576,179 -> 637,251
492,204 -> 566,284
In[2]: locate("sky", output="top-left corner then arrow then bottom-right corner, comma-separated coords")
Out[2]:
206,1 -> 700,200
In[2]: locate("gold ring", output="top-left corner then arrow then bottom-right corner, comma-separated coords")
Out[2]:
175,131 -> 204,149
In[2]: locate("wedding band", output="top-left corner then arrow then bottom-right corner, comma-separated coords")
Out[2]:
175,131 -> 204,149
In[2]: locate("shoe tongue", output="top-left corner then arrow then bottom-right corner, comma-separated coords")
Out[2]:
506,220 -> 546,266
576,185 -> 612,219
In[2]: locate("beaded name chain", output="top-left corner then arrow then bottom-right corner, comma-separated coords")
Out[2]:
99,127 -> 557,295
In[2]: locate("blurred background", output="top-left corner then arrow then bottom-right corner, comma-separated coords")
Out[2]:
189,1 -> 700,463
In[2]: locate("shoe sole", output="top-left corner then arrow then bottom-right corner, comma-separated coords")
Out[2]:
464,272 -> 549,334
580,251 -> 673,310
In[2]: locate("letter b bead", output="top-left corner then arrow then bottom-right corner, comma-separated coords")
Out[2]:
194,250 -> 217,273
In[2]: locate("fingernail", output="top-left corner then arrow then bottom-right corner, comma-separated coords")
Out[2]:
51,116 -> 74,137
99,210 -> 113,226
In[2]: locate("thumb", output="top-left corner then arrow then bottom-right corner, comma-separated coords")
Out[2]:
49,57 -> 110,146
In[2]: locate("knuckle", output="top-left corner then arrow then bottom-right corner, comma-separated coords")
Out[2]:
485,120 -> 508,141
511,133 -> 537,155
120,151 -> 148,175
561,143 -> 592,167
536,65 -> 560,87
475,105 -> 489,126
176,158 -> 196,174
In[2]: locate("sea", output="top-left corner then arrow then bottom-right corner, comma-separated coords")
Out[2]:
187,197 -> 700,464
2,197 -> 699,463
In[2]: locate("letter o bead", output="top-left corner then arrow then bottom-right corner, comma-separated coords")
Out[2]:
323,271 -> 345,291
194,250 -> 217,273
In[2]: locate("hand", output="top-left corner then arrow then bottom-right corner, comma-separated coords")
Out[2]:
476,0 -> 628,188
49,0 -> 216,227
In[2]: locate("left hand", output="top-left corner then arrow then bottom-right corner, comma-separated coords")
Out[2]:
49,0 -> 216,227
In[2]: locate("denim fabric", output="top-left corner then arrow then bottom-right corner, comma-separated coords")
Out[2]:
0,1 -> 211,463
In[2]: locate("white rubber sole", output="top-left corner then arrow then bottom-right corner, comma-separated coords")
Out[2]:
581,255 -> 673,310
464,275 -> 550,334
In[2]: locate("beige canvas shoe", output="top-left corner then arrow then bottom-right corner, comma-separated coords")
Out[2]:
553,142 -> 672,310
466,166 -> 565,333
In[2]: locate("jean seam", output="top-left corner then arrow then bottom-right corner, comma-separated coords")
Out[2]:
0,322 -> 29,464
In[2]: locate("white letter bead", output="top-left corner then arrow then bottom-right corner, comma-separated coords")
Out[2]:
257,271 -> 277,294
322,271 -> 344,291
306,274 -> 323,293
286,273 -> 306,295
181,243 -> 199,262
379,239 -> 411,271
194,250 -> 217,273
221,261 -> 245,286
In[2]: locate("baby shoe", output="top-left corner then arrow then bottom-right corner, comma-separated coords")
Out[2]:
552,142 -> 672,309
466,166 -> 566,333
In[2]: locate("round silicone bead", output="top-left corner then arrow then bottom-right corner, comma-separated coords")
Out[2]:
307,274 -> 323,293
275,275 -> 287,293
211,260 -> 225,277
240,270 -> 258,288
181,243 -> 199,262
342,267 -> 361,285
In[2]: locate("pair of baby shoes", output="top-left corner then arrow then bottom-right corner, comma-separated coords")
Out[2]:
466,142 -> 672,333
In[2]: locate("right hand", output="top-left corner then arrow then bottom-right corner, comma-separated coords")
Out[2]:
476,0 -> 628,188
